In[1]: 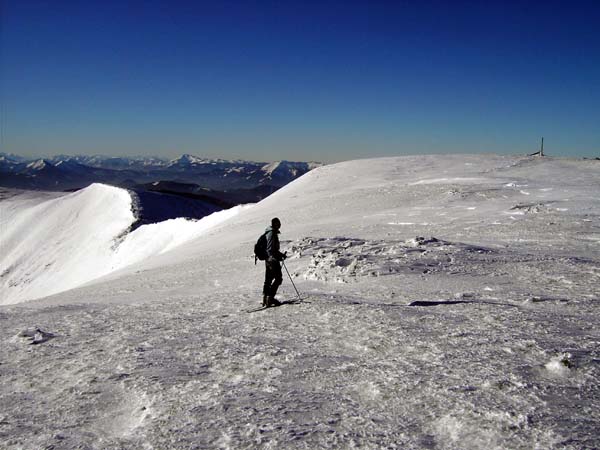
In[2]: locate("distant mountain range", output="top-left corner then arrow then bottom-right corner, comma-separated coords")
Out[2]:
0,153 -> 321,195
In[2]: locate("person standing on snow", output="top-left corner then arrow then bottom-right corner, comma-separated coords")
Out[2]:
263,217 -> 287,307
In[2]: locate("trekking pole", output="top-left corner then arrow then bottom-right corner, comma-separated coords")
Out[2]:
282,260 -> 302,302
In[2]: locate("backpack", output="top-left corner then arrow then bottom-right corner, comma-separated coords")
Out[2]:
254,232 -> 268,264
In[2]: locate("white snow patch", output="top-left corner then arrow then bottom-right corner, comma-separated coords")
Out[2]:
544,354 -> 572,377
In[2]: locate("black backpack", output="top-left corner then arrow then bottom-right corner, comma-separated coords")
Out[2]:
254,232 -> 268,264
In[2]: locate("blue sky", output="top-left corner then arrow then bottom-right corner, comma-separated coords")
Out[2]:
2,0 -> 599,162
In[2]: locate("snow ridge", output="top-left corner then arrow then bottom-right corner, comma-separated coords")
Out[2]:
0,183 -> 248,304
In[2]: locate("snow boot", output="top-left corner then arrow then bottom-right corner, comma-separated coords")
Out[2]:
267,296 -> 281,307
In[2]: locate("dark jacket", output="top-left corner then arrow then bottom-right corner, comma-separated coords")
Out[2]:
265,226 -> 285,261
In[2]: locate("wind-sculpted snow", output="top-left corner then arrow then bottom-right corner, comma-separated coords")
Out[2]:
288,235 -> 600,304
0,184 -> 134,304
289,236 -> 495,283
0,184 -> 249,304
1,155 -> 599,449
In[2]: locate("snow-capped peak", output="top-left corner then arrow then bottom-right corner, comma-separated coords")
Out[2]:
261,161 -> 283,175
169,154 -> 207,166
26,159 -> 51,170
260,160 -> 319,178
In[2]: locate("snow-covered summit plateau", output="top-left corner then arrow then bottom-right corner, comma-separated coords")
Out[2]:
1,154 -> 599,449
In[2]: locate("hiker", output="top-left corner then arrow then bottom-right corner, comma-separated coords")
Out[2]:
263,217 -> 287,307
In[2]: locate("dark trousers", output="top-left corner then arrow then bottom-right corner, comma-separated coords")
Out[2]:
263,260 -> 282,297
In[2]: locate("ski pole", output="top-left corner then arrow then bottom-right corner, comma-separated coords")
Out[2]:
282,260 -> 302,301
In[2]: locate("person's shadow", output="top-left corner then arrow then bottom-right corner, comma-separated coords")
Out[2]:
408,300 -> 474,307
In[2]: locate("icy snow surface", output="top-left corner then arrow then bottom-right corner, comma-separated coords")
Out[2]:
1,155 -> 600,449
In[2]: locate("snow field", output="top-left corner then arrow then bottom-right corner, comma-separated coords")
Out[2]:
2,290 -> 596,448
1,155 -> 599,448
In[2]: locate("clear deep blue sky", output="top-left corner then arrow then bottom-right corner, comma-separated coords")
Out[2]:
2,0 -> 599,162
